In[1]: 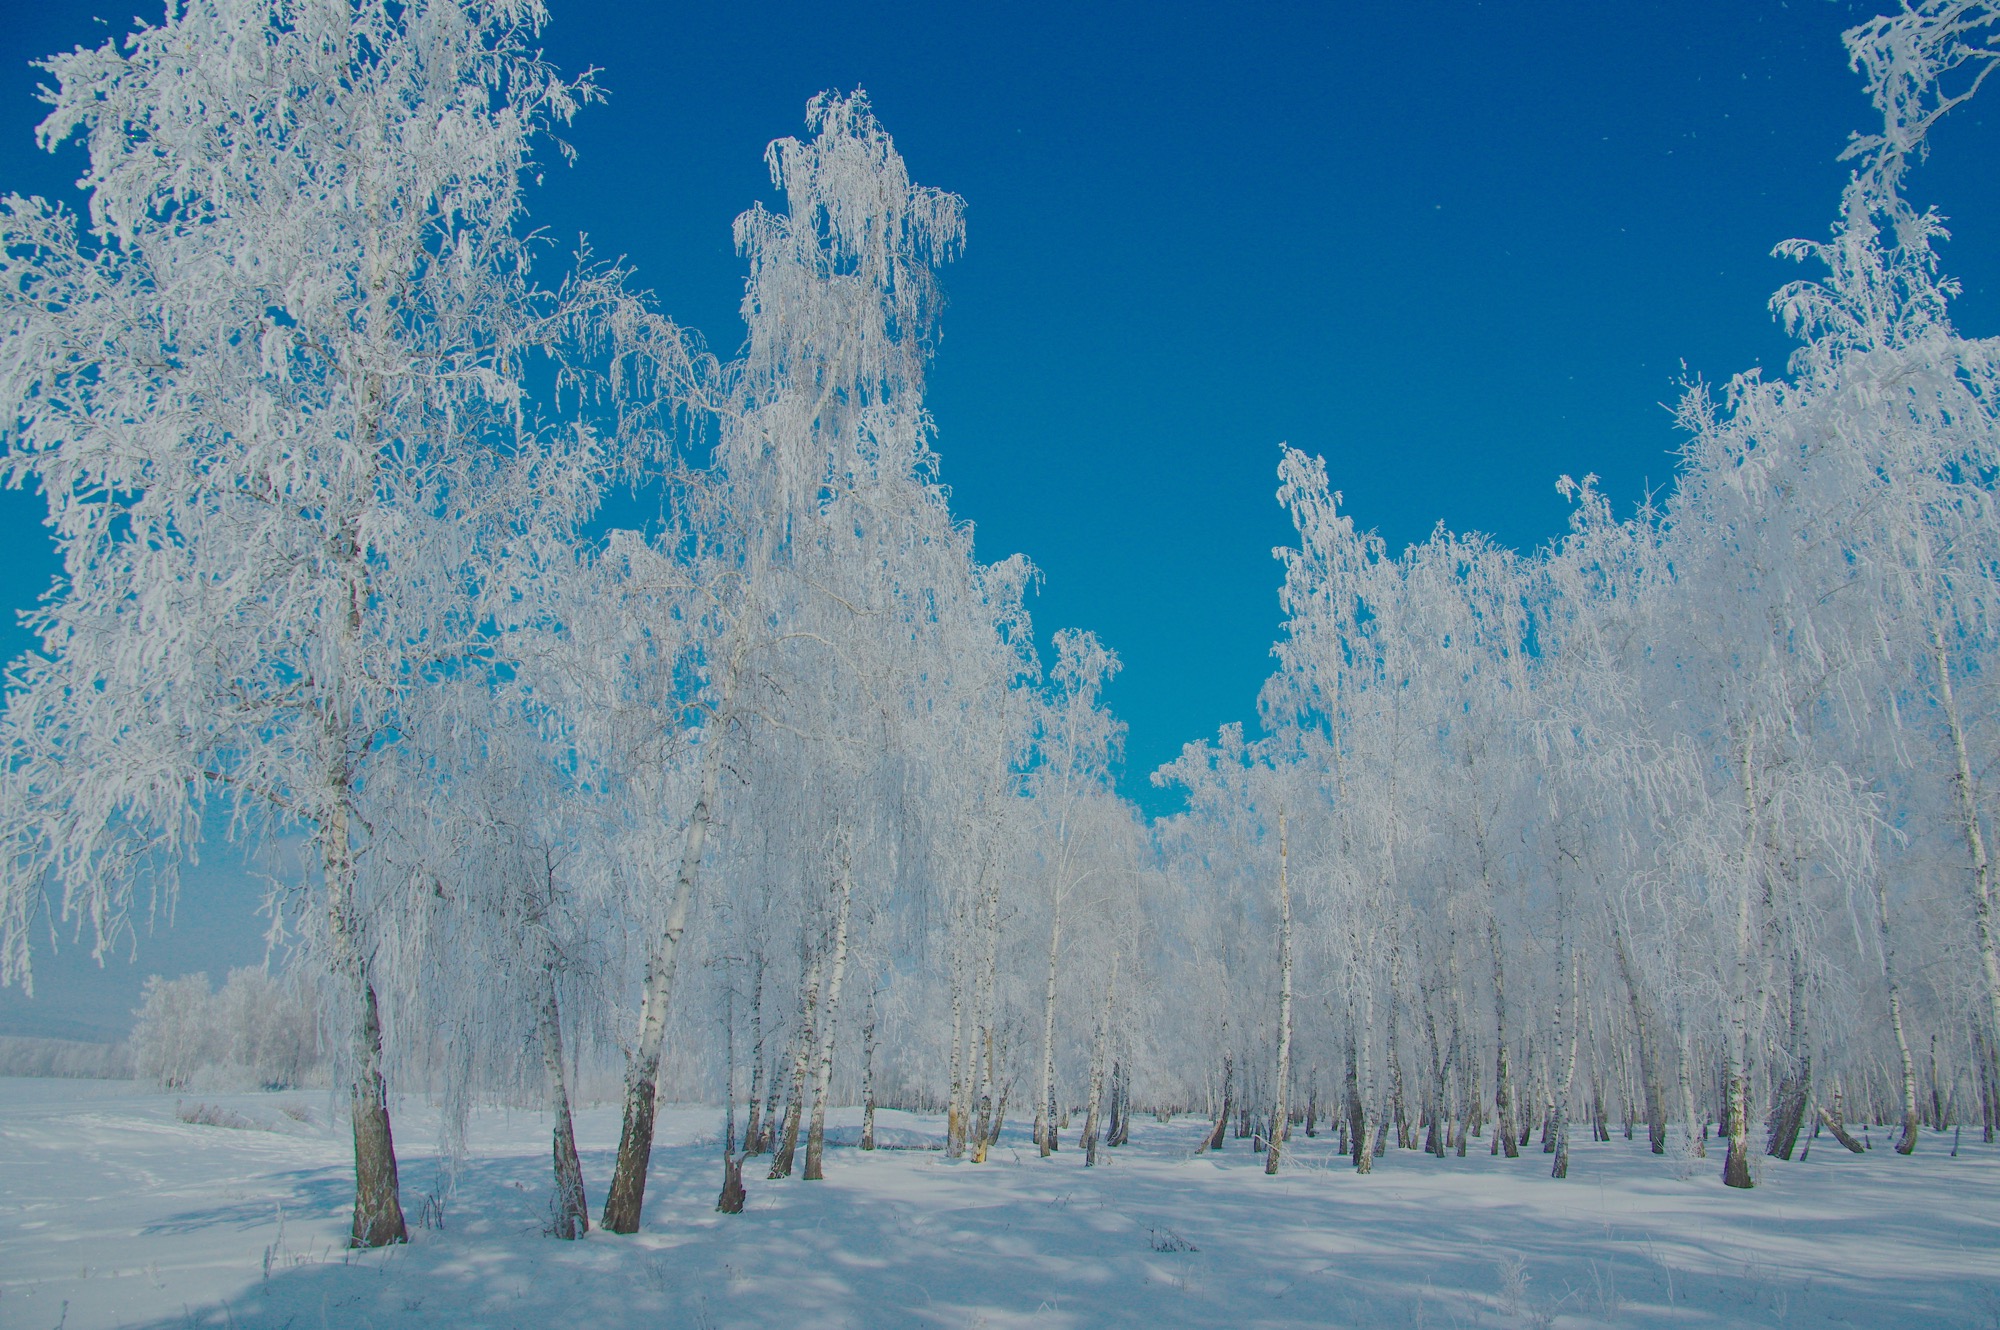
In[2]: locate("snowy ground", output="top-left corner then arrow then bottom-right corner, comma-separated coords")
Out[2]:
2,1077 -> 1996,1329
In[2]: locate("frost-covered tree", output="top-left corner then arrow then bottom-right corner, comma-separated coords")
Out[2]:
1163,0 -> 2000,1194
0,0 -> 616,1245
130,967 -> 319,1090
597,89 -> 970,1230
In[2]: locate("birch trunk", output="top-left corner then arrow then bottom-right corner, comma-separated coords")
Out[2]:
1036,888 -> 1064,1157
946,931 -> 967,1157
1552,944 -> 1579,1179
1420,976 -> 1447,1158
1620,1039 -> 1637,1141
327,247 -> 404,1253
803,852 -> 855,1182
757,1042 -> 783,1156
1676,1021 -> 1705,1157
1385,931 -> 1412,1150
769,947 -> 822,1180
1457,1069 -> 1480,1157
1476,816 -> 1518,1158
1082,955 -> 1119,1166
347,975 -> 405,1248
326,795 -> 406,1249
1612,922 -> 1667,1154
1818,1098 -> 1867,1153
1589,1022 -> 1611,1143
1918,1051 -> 1932,1132
744,952 -> 767,1156
1723,729 -> 1761,1190
1346,1023 -> 1371,1174
1931,634 -> 2000,1055
537,969 -> 588,1239
988,1079 -> 1012,1154
1766,946 -> 1811,1159
717,984 -> 745,1215
1447,937 -> 1473,1158
1108,1059 -> 1127,1146
860,986 -> 879,1152
971,1024 -> 1001,1163
1203,1046 -> 1233,1154
716,1143 -> 746,1213
967,871 -> 1004,1163
1267,812 -> 1293,1176
602,724 -> 729,1233
1977,1026 -> 1997,1144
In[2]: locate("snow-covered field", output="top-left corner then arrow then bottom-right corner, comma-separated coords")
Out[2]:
2,1077 -> 1996,1330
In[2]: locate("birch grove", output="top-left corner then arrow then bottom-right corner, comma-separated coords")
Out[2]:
3,0 -> 2000,1245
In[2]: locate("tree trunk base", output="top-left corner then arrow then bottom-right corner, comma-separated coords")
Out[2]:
1723,1137 -> 1754,1188
348,983 -> 406,1249
550,1115 -> 590,1239
602,1069 -> 659,1234
349,1085 -> 407,1248
717,1154 -> 746,1213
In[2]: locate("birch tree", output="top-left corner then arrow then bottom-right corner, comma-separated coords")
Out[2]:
0,0 -> 609,1246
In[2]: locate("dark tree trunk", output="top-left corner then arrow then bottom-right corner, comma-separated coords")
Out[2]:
1767,1056 -> 1811,1161
1722,1048 -> 1754,1188
980,1080 -> 1012,1157
348,978 -> 407,1248
1107,1059 -> 1125,1146
769,1064 -> 805,1179
1346,1029 -> 1371,1173
1766,951 -> 1811,1161
1111,1059 -> 1130,1146
1817,1104 -> 1866,1154
601,1051 -> 661,1232
716,1152 -> 745,1213
1203,1053 -> 1233,1153
1930,1034 -> 1945,1131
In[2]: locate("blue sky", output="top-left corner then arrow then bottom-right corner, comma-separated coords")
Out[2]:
3,0 -> 1998,835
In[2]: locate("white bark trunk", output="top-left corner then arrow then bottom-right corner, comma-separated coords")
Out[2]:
969,869 -> 1004,1163
1875,873 -> 1921,1154
769,946 -> 821,1180
860,985 -> 878,1152
803,848 -> 855,1181
1552,944 -> 1579,1179
1036,890 -> 1064,1157
946,927 -> 967,1157
603,720 -> 728,1232
1082,954 -> 1119,1166
1724,725 -> 1761,1190
325,793 -> 406,1249
538,967 -> 588,1239
1932,634 -> 2000,1048
1266,811 -> 1293,1176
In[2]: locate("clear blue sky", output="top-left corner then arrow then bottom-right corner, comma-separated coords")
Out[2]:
3,0 -> 1998,834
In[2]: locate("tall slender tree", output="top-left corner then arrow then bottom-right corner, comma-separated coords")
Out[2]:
0,0 -> 613,1245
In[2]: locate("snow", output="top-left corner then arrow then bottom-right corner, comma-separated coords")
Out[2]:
3,1077 -> 1996,1329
